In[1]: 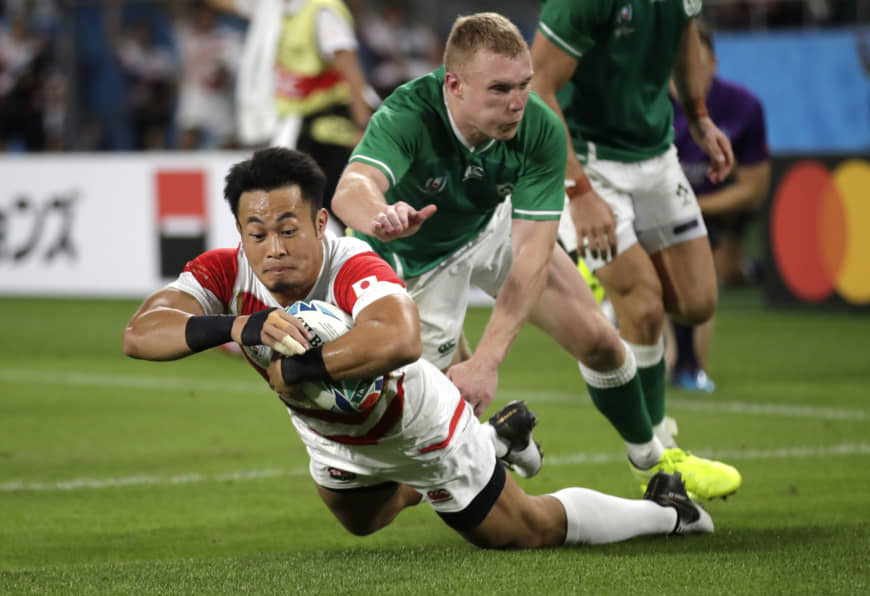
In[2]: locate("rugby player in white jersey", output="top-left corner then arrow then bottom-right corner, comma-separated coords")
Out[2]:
123,147 -> 713,547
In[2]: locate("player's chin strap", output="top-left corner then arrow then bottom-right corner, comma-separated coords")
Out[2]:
280,346 -> 332,385
185,308 -> 278,353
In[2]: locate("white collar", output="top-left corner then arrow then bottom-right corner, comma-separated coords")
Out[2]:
442,85 -> 496,154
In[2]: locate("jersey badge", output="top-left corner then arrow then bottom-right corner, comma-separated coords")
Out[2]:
615,4 -> 635,38
462,165 -> 485,181
423,176 -> 448,194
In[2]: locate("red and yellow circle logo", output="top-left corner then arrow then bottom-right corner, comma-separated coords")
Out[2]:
771,159 -> 870,305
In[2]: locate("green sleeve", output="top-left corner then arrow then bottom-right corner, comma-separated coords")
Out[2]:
349,98 -> 420,189
538,0 -> 611,59
510,97 -> 567,221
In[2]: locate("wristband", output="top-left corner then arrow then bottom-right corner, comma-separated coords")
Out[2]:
185,315 -> 235,352
566,175 -> 593,200
280,346 -> 332,385
241,308 -> 278,345
688,97 -> 708,120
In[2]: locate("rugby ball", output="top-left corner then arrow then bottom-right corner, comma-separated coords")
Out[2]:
282,300 -> 383,413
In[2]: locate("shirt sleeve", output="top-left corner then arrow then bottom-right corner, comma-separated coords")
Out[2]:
509,98 -> 568,221
167,248 -> 239,314
316,6 -> 358,61
332,252 -> 408,319
538,0 -> 609,59
349,94 -> 421,188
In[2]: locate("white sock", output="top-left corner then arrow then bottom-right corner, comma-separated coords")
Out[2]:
551,487 -> 678,544
625,436 -> 665,470
482,422 -> 508,459
653,417 -> 679,449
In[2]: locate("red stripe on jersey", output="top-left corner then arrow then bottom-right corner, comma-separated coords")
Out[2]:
332,252 -> 404,314
418,398 -> 466,453
183,248 -> 239,305
309,374 -> 406,445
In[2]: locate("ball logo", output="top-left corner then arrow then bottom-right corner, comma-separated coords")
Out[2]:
770,159 -> 870,304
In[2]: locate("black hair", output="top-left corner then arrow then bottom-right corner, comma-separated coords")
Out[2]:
224,147 -> 327,223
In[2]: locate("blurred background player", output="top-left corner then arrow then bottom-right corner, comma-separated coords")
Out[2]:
208,0 -> 377,232
530,0 -> 738,471
667,21 -> 771,392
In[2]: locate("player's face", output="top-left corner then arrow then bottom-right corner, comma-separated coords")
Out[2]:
236,185 -> 327,303
449,49 -> 533,145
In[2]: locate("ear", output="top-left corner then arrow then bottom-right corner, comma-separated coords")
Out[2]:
444,71 -> 462,98
315,208 -> 328,237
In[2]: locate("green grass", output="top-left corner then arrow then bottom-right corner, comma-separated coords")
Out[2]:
1,292 -> 869,594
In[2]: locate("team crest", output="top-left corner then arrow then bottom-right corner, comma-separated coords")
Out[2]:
424,176 -> 448,194
614,3 -> 635,37
683,0 -> 702,17
618,4 -> 632,24
462,165 -> 485,181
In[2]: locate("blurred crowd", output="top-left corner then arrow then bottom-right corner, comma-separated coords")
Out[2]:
0,0 -> 865,153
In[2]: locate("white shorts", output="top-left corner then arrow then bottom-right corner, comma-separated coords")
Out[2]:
295,359 -> 499,515
558,146 -> 708,271
405,200 -> 514,369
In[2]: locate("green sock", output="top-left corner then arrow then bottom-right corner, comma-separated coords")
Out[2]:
638,358 -> 667,427
586,374 -> 653,444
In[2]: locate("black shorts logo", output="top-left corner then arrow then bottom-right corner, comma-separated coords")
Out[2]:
327,467 -> 357,482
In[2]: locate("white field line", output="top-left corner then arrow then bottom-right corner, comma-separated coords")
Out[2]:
2,443 -> 869,493
1,369 -> 867,422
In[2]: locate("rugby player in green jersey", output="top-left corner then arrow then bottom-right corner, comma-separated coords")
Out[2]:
530,1 -> 740,495
333,12 -> 739,499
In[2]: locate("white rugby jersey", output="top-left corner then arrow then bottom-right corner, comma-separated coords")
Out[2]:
167,231 -> 464,446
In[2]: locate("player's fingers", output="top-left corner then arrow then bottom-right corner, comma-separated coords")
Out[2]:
273,335 -> 305,357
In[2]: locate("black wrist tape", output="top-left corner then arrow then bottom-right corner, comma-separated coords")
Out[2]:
280,346 -> 332,385
185,315 -> 235,352
241,308 -> 278,345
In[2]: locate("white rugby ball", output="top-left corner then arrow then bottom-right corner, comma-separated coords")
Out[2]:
282,300 -> 383,413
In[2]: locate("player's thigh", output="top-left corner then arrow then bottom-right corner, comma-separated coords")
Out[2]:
316,481 -> 422,536
650,236 -> 717,324
459,472 -> 566,549
529,246 -> 624,367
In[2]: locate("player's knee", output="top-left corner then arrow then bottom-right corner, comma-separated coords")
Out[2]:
674,292 -> 717,326
629,298 -> 666,336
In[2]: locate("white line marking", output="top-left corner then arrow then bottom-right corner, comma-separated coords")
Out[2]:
3,444 -> 868,493
2,369 -> 866,422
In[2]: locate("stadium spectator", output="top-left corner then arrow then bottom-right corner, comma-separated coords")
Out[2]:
0,12 -> 50,151
174,1 -> 242,149
332,12 -> 740,499
207,0 -> 376,232
123,146 -> 714,549
357,0 -> 441,99
108,12 -> 177,150
668,22 -> 771,393
531,3 -> 735,454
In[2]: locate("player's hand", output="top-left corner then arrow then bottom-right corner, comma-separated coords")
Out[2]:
370,202 -> 437,241
447,357 -> 499,418
688,116 -> 735,184
569,189 -> 617,261
233,309 -> 311,356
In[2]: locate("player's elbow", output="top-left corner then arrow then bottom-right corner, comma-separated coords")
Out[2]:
121,326 -> 145,359
386,328 -> 423,368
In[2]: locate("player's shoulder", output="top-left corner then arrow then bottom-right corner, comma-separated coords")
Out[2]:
379,70 -> 443,117
713,76 -> 763,109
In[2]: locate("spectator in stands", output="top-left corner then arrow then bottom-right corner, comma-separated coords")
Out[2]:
0,12 -> 50,151
357,0 -> 441,99
668,21 -> 771,392
110,16 -> 177,150
175,1 -> 242,149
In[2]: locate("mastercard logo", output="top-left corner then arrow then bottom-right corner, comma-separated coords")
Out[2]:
770,159 -> 870,305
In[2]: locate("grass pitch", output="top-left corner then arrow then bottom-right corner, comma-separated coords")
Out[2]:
1,290 -> 868,594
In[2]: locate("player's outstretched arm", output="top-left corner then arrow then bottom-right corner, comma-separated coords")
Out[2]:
448,218 -> 558,416
123,288 -> 309,361
332,162 -> 436,241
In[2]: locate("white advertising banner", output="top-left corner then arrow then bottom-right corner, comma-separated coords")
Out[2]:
0,151 -> 246,297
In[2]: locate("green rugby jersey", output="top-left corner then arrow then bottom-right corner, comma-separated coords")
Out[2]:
539,0 -> 702,162
349,67 -> 566,278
